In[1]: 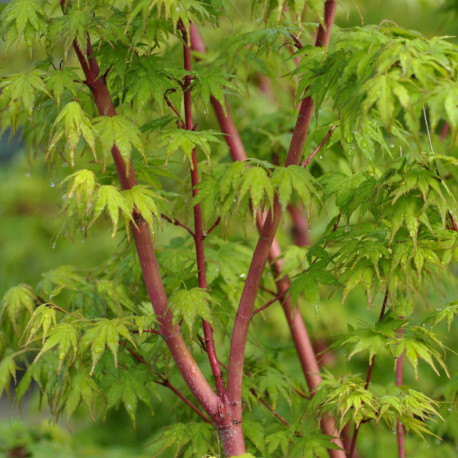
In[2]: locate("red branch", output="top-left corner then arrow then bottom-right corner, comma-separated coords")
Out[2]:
179,22 -> 225,397
64,12 -> 219,419
348,290 -> 389,458
301,125 -> 337,167
227,0 -> 337,434
190,4 -> 344,455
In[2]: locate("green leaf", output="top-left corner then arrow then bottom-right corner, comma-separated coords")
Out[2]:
38,265 -> 87,299
49,101 -> 97,166
158,129 -> 223,167
93,115 -> 145,172
0,0 -> 48,51
34,323 -> 79,373
0,353 -> 18,399
193,66 -> 240,113
124,185 -> 163,231
424,301 -> 458,331
1,284 -> 36,332
65,372 -> 100,424
169,288 -> 212,335
46,68 -> 79,108
23,304 -> 57,345
90,185 -> 133,237
48,4 -> 98,60
61,169 -> 98,220
82,318 -> 135,376
238,166 -> 274,217
0,70 -> 50,129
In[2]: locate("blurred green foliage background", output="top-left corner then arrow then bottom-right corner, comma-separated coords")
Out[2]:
0,0 -> 456,456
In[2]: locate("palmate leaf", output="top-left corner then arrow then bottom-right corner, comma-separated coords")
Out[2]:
93,115 -> 145,172
90,185 -> 133,237
393,334 -> 449,380
61,169 -> 98,220
79,318 -> 136,376
228,26 -> 294,56
169,288 -> 212,335
48,101 -> 97,167
48,4 -> 98,60
0,352 -> 19,399
0,69 -> 50,130
291,432 -> 341,458
103,366 -> 155,429
38,265 -> 87,299
193,66 -> 240,113
238,166 -> 274,217
23,304 -> 57,345
289,262 -> 341,308
332,317 -> 404,363
244,419 -> 266,455
45,68 -> 79,108
124,185 -> 164,230
0,284 -> 36,333
257,367 -> 294,409
33,323 -> 79,373
266,429 -> 293,456
272,165 -> 320,210
321,379 -> 379,430
94,280 -> 138,317
424,301 -> 458,331
124,55 -> 178,109
65,371 -> 101,424
0,0 -> 48,51
126,0 -> 215,38
154,422 -> 216,458
158,129 -> 223,167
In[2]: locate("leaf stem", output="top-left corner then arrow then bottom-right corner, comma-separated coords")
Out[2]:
160,214 -> 195,237
252,290 -> 286,316
180,23 -> 225,398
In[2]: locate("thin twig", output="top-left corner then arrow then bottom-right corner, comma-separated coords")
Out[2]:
250,388 -> 290,427
164,89 -> 185,128
126,346 -> 147,365
290,33 -> 303,49
158,377 -> 213,424
301,125 -> 336,167
161,214 -> 195,237
207,216 -> 221,235
252,291 -> 286,316
125,345 -> 212,424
